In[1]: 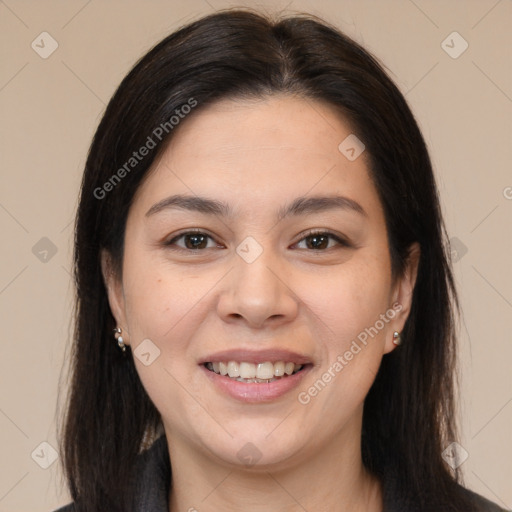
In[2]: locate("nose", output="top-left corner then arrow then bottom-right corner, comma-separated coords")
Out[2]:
216,249 -> 299,329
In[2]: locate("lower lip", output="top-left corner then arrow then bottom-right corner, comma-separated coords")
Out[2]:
200,364 -> 311,403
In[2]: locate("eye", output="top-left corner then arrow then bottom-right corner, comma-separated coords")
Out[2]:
165,230 -> 221,250
164,229 -> 350,252
294,230 -> 350,251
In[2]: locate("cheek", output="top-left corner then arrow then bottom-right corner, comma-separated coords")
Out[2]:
302,260 -> 392,396
122,249 -> 218,341
306,260 -> 392,342
120,256 -> 216,430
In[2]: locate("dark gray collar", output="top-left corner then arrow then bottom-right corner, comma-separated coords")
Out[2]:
132,435 -> 170,511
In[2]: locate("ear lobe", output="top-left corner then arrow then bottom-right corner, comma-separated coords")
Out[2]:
384,242 -> 420,353
100,250 -> 128,339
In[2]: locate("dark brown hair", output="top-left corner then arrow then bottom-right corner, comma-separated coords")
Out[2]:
61,9 -> 475,511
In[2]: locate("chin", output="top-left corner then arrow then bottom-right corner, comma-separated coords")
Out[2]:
202,427 -> 308,471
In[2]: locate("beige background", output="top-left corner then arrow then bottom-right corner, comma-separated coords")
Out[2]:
0,0 -> 511,510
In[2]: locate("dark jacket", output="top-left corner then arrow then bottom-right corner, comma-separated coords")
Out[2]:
54,435 -> 509,512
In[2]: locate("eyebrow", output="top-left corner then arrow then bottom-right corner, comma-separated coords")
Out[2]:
145,194 -> 367,219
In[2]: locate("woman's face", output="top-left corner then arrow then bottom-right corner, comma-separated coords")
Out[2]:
104,95 -> 418,470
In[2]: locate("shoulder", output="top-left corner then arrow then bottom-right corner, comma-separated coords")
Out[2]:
382,472 -> 509,512
50,436 -> 170,512
52,505 -> 75,512
131,434 -> 171,510
460,486 -> 510,512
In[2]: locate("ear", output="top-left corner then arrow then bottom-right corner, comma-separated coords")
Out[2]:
100,249 -> 130,345
384,242 -> 420,354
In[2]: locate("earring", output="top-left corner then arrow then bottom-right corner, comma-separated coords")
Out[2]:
393,331 -> 402,346
113,327 -> 126,352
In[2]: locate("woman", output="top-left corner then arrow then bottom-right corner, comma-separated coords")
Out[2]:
55,9 -> 507,512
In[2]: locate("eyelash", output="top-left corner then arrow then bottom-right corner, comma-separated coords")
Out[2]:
295,229 -> 350,250
164,228 -> 350,252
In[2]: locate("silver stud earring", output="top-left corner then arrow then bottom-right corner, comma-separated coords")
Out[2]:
113,327 -> 126,352
393,331 -> 401,346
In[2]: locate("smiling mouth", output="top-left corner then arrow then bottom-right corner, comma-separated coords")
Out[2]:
204,361 -> 306,383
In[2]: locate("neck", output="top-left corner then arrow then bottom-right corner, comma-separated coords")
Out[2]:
166,412 -> 383,512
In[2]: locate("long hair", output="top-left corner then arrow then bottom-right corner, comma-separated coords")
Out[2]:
61,9 -> 472,511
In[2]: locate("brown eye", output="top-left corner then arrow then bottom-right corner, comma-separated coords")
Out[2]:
295,231 -> 349,251
304,233 -> 330,250
182,233 -> 209,249
166,231 -> 218,250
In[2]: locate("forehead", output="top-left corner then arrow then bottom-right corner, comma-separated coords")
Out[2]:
165,95 -> 358,166
130,95 -> 382,222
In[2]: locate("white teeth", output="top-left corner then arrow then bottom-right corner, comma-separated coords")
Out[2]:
284,362 -> 295,375
239,362 -> 257,379
227,361 -> 240,378
273,361 -> 285,376
206,360 -> 304,380
256,362 -> 274,380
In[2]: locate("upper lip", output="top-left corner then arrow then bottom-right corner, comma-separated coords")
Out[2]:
199,349 -> 312,365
